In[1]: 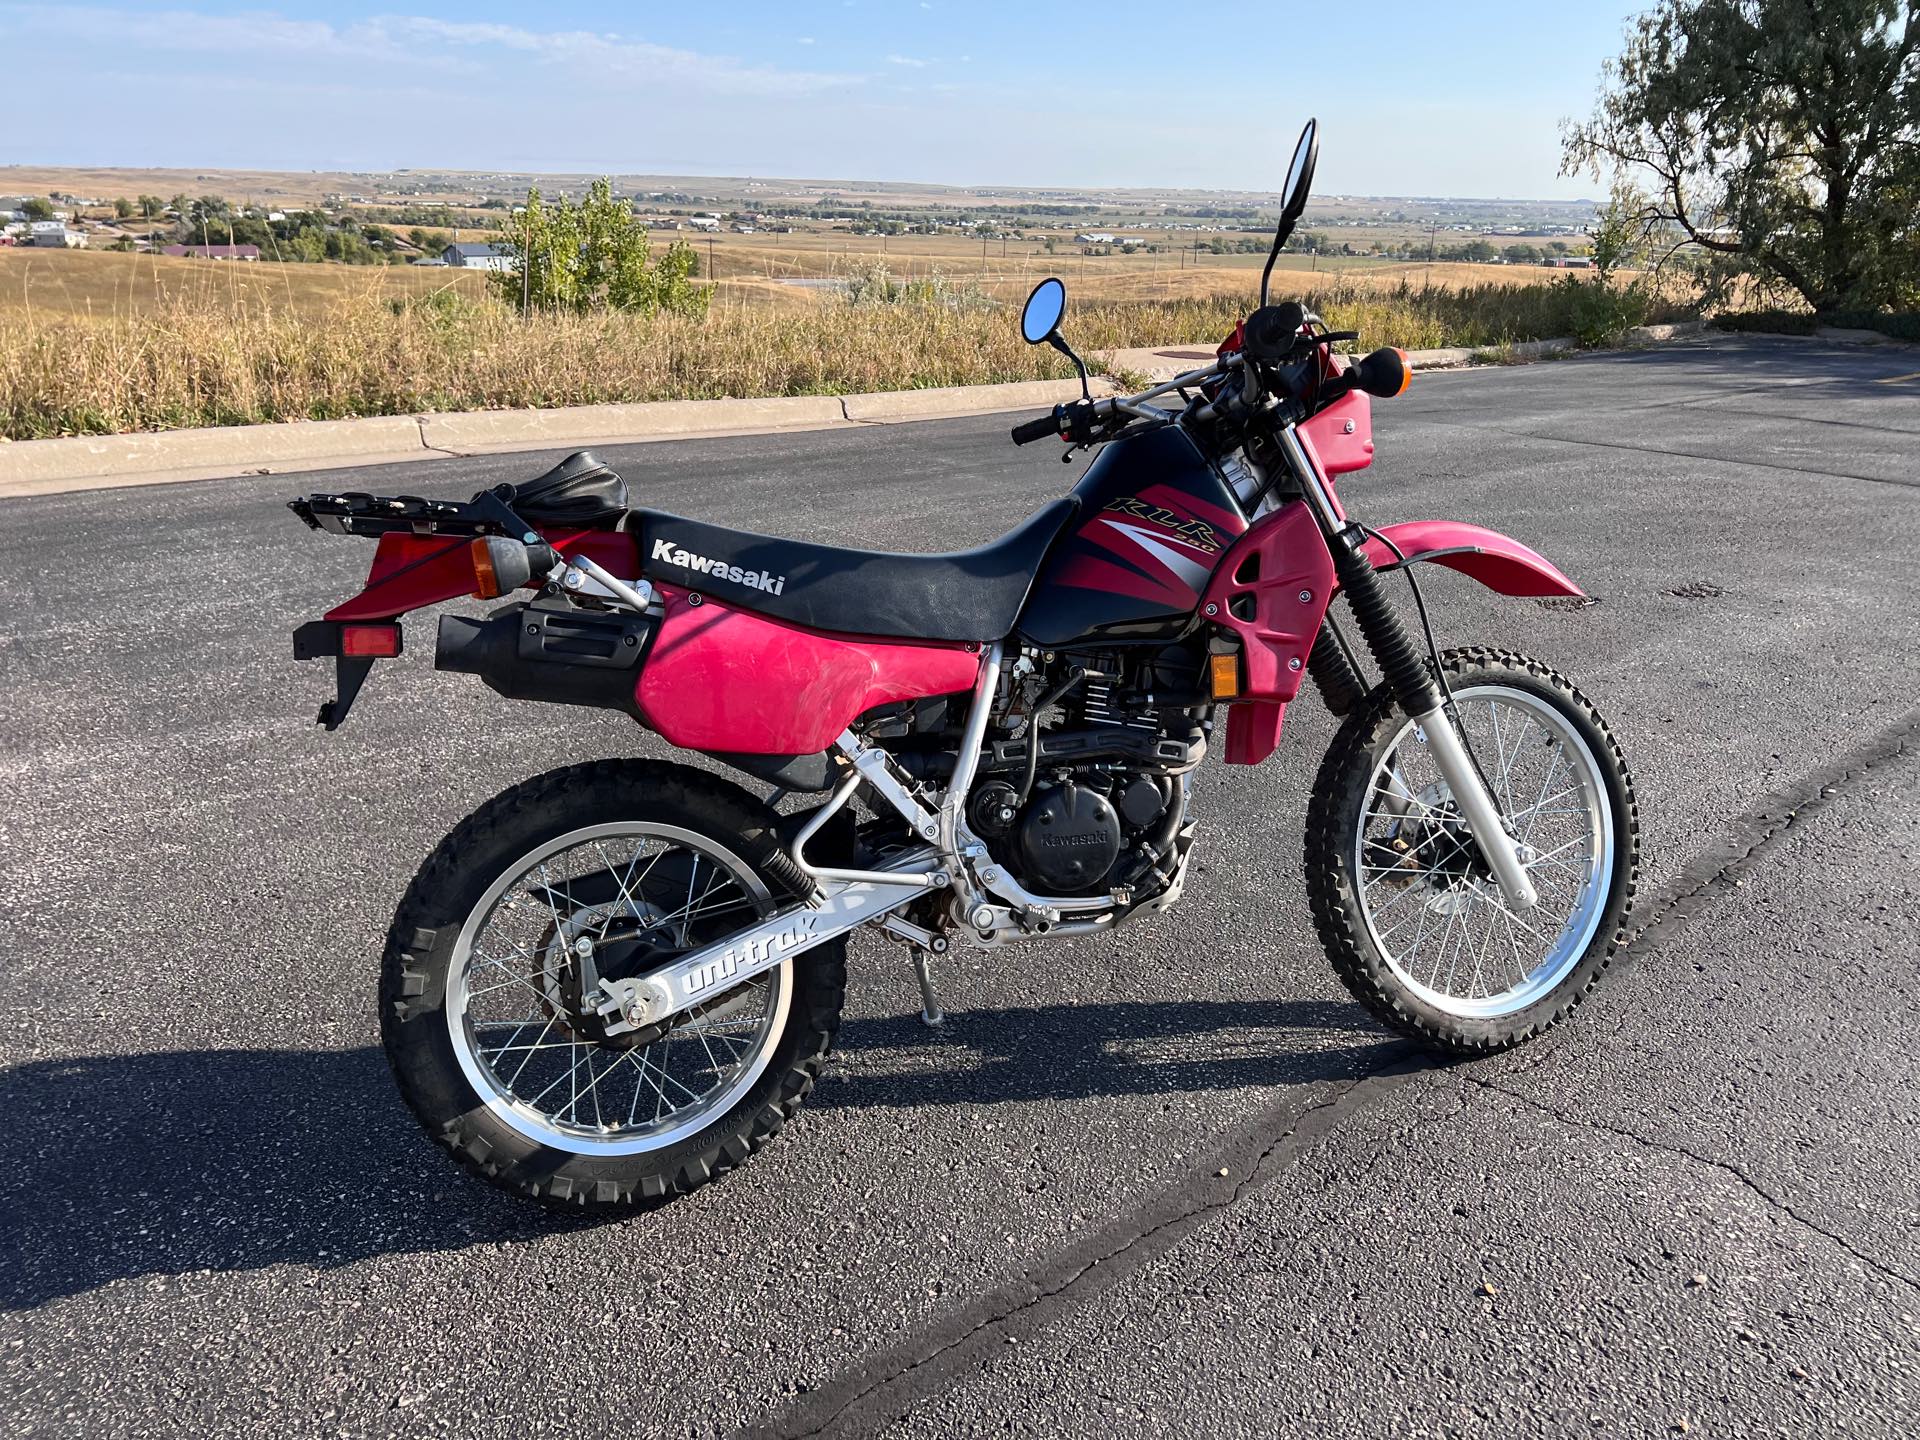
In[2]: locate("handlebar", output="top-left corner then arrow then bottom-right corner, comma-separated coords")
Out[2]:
1011,410 -> 1061,445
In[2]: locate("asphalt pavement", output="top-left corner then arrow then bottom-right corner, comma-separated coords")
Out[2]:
2,335 -> 1917,1438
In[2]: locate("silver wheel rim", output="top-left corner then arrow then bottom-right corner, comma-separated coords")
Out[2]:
1353,684 -> 1613,1019
446,822 -> 790,1155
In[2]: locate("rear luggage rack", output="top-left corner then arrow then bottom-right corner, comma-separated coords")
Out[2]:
289,489 -> 527,540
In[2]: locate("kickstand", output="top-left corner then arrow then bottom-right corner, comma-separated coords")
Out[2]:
909,946 -> 946,1029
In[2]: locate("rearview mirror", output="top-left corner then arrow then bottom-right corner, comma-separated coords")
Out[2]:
1016,275 -> 1090,400
1281,118 -> 1318,224
1261,118 -> 1320,307
1020,277 -> 1066,344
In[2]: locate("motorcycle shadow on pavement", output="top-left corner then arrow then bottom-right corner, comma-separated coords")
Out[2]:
0,997 -> 1387,1310
823,996 -> 1393,1109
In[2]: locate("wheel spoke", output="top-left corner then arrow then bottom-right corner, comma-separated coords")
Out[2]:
451,823 -> 786,1150
1348,681 -> 1615,1021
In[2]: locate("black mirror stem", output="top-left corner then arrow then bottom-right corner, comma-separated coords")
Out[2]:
1048,333 -> 1093,401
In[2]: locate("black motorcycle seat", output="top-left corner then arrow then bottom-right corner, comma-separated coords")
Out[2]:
489,450 -> 629,528
634,497 -> 1080,643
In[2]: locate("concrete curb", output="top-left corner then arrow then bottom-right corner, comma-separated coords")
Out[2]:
418,395 -> 848,454
0,416 -> 428,498
841,377 -> 1117,423
1627,320 -> 1709,343
0,377 -> 1113,499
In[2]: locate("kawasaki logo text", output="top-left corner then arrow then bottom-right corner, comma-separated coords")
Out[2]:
651,537 -> 787,595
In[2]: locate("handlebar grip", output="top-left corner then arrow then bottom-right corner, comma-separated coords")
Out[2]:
1243,302 -> 1308,360
1011,409 -> 1062,445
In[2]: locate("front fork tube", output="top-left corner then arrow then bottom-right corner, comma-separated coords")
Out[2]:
1331,542 -> 1539,912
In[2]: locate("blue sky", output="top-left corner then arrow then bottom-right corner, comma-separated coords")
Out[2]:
0,2 -> 1640,197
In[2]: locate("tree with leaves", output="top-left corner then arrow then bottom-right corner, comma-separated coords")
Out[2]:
1564,0 -> 1920,312
493,179 -> 710,318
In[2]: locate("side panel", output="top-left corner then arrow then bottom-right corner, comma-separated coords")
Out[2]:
1199,501 -> 1337,765
635,585 -> 981,754
1359,521 -> 1584,598
1018,426 -> 1247,647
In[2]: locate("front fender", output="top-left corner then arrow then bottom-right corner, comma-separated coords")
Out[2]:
1356,520 -> 1583,598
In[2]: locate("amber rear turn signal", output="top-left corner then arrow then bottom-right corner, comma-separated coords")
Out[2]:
470,536 -> 503,599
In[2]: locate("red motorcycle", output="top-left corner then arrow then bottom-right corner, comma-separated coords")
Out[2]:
290,121 -> 1637,1207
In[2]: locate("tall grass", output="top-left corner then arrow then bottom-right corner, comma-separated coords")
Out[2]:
0,278 -> 1694,441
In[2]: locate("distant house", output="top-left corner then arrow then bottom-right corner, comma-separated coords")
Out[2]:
30,221 -> 86,248
162,243 -> 260,261
442,241 -> 515,271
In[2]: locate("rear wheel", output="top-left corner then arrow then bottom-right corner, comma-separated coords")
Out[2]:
380,759 -> 844,1207
1306,648 -> 1638,1052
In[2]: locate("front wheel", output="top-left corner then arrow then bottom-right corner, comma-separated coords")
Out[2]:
379,759 -> 845,1208
1306,648 -> 1639,1053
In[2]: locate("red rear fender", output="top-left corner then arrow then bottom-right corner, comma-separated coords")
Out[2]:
323,530 -> 639,621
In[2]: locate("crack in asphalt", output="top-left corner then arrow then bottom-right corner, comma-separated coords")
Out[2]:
749,707 -> 1920,1439
1489,706 -> 1920,1083
742,1054 -> 1426,1440
1465,1074 -> 1920,1295
1113,1084 -> 1472,1358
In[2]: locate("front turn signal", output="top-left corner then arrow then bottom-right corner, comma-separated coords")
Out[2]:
1354,346 -> 1412,399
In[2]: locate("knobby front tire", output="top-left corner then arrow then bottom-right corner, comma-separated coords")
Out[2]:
1306,648 -> 1640,1053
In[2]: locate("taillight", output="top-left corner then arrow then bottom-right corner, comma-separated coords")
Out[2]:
340,622 -> 402,658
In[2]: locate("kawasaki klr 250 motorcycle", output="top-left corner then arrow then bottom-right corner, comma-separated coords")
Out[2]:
288,121 -> 1637,1207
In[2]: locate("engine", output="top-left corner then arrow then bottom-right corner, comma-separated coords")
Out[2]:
964,644 -> 1208,899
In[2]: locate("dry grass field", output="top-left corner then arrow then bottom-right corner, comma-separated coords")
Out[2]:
0,241 -> 1577,327
0,248 -> 490,321
0,225 -> 1682,442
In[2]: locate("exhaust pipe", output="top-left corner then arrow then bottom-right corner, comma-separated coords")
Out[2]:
435,602 -> 649,715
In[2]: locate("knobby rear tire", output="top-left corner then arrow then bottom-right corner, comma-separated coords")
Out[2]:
378,758 -> 845,1209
